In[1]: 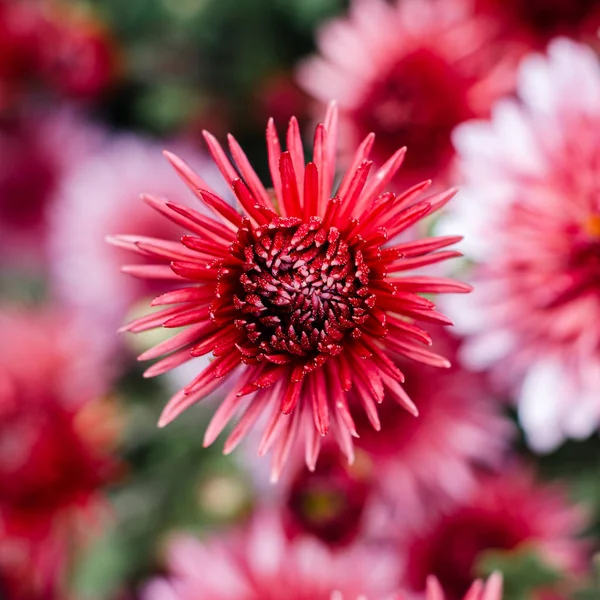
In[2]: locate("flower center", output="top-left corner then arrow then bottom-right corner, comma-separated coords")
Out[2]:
583,213 -> 600,238
546,215 -> 600,308
285,448 -> 371,545
233,217 -> 373,360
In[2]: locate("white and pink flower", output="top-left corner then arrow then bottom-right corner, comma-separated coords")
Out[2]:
444,38 -> 600,450
142,513 -> 397,600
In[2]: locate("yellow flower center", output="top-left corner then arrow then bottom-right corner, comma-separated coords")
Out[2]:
584,214 -> 600,238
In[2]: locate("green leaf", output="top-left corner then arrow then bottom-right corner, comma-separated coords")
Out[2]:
476,545 -> 562,600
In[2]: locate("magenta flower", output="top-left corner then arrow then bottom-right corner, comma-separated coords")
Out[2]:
112,104 -> 469,479
142,513 -> 397,600
402,465 -> 588,600
282,444 -> 372,546
0,306 -> 120,598
444,38 -> 600,451
297,0 -> 517,187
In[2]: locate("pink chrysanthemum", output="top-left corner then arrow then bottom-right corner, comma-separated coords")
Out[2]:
444,38 -> 600,451
297,0 -> 516,187
0,109 -> 99,269
111,104 -> 469,479
142,513 -> 397,600
50,134 -> 223,352
0,307 -> 120,598
402,466 -> 588,600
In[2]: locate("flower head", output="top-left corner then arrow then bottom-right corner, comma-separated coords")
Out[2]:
142,513 -> 397,600
0,0 -> 116,107
39,6 -> 118,100
112,104 -> 469,479
282,444 -> 372,546
445,38 -> 600,450
402,466 -> 588,600
0,307 -> 120,597
298,0 -> 516,186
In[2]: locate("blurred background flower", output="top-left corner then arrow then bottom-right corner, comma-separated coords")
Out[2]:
2,0 -> 600,599
298,0 -> 518,187
444,38 -> 600,453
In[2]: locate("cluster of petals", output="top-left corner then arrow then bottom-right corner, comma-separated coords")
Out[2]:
281,443 -> 373,546
444,38 -> 600,451
401,465 -> 588,600
332,573 -> 503,600
142,513 -> 397,600
416,575 -> 503,600
0,307 -> 119,598
112,103 -> 469,479
297,0 -> 517,186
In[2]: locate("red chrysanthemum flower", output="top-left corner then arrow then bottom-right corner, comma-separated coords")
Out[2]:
0,0 -> 44,108
111,104 -> 469,480
402,466 -> 588,600
0,307 -> 120,598
297,0 -> 517,187
0,0 -> 117,107
282,444 -> 372,546
39,6 -> 118,100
